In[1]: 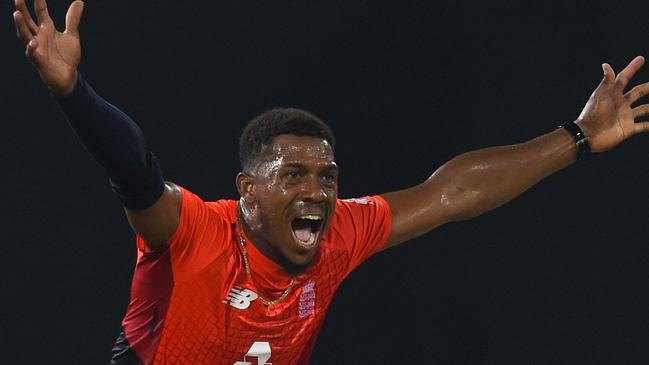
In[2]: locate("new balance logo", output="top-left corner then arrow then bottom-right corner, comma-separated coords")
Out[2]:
223,286 -> 258,309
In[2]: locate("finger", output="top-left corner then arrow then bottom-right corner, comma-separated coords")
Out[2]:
65,0 -> 84,38
600,62 -> 615,87
13,11 -> 34,43
34,0 -> 53,25
615,55 -> 645,91
15,0 -> 38,33
632,104 -> 649,119
633,121 -> 649,135
25,37 -> 42,67
625,81 -> 649,104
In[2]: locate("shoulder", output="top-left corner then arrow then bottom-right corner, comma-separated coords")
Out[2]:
174,185 -> 239,224
333,196 -> 390,220
205,199 -> 239,223
324,196 -> 392,239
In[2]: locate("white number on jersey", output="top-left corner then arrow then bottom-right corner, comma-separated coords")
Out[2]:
233,341 -> 272,365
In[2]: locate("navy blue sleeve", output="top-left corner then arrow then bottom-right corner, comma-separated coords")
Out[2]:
56,72 -> 165,209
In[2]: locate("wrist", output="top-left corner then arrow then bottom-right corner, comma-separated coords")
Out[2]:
49,71 -> 79,98
574,119 -> 596,139
559,121 -> 591,161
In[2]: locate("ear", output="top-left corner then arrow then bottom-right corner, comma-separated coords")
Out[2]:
236,172 -> 256,202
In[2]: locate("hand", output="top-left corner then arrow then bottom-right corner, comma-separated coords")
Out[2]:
576,56 -> 649,152
13,0 -> 84,96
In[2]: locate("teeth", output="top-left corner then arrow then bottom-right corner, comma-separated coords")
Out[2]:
299,215 -> 322,220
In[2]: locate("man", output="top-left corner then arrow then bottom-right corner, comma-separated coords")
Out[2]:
12,0 -> 649,364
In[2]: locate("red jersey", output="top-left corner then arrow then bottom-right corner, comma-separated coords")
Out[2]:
110,187 -> 392,364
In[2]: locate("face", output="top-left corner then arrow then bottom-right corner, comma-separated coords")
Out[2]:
237,134 -> 338,271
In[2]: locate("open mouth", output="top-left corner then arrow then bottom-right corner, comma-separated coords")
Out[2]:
291,215 -> 324,248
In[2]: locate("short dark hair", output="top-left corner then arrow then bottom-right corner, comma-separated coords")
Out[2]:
239,108 -> 336,173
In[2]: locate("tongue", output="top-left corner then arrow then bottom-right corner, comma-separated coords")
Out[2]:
294,227 -> 311,242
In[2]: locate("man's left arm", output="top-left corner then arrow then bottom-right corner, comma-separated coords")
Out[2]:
381,56 -> 649,249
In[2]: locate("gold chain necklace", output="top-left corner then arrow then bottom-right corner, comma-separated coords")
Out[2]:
238,230 -> 296,306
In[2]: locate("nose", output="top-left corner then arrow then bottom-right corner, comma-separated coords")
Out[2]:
301,175 -> 327,203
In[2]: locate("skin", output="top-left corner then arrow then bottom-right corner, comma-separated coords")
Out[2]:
14,0 -> 649,272
236,136 -> 338,273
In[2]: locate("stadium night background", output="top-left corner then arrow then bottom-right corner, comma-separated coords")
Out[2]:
2,0 -> 649,363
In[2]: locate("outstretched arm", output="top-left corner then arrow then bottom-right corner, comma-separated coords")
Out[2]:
14,0 -> 181,250
382,57 -> 649,248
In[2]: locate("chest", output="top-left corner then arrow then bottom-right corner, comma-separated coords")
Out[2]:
159,248 -> 349,364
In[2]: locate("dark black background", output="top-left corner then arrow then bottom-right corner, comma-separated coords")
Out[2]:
3,0 -> 649,364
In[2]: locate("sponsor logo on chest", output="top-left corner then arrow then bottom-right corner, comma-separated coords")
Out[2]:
223,280 -> 317,317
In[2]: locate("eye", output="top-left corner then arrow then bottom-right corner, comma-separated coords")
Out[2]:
283,171 -> 302,182
322,173 -> 337,183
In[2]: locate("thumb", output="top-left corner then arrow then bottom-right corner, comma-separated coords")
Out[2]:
26,38 -> 42,67
65,0 -> 84,38
600,62 -> 615,87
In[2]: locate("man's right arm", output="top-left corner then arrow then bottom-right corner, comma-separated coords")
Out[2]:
14,0 -> 180,250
